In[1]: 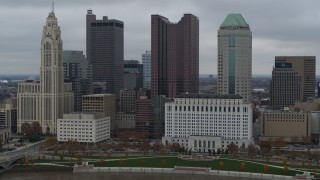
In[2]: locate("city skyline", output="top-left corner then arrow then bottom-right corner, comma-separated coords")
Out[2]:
0,0 -> 319,75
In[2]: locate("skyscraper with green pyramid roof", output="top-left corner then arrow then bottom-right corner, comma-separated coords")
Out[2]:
217,14 -> 252,104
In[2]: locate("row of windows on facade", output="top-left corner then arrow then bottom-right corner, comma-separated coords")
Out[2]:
167,117 -> 248,120
263,114 -> 308,118
168,113 -> 249,117
59,133 -> 107,136
60,138 -> 105,142
168,128 -> 249,133
168,134 -> 247,139
264,119 -> 307,122
174,100 -> 241,105
167,131 -> 248,137
167,126 -> 248,130
168,106 -> 248,113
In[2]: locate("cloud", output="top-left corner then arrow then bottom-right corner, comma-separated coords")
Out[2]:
0,0 -> 319,75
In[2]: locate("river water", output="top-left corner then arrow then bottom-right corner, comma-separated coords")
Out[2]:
0,171 -> 259,180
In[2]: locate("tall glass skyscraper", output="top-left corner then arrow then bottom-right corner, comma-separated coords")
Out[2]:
142,51 -> 151,90
86,10 -> 123,98
63,50 -> 92,112
217,14 -> 252,104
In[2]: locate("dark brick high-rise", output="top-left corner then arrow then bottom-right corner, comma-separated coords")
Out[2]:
86,10 -> 123,98
151,14 -> 199,98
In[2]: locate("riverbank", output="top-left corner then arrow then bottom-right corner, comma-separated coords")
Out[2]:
3,165 -> 73,173
0,171 -> 263,180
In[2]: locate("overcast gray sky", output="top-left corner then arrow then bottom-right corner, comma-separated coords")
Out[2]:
0,0 -> 319,75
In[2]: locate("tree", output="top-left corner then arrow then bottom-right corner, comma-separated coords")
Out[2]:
142,141 -> 151,155
272,138 -> 285,154
64,140 -> 80,155
212,149 -> 216,156
119,159 -> 125,167
247,144 -> 256,158
228,142 -> 238,157
260,140 -> 272,156
264,164 -> 269,173
283,166 -> 288,175
208,149 -> 212,156
43,137 -> 58,150
21,123 -> 32,135
219,161 -> 224,170
59,154 -> 64,160
240,162 -> 246,172
169,143 -> 181,152
107,151 -> 112,159
21,122 -> 42,142
225,149 -> 229,155
99,158 -> 105,166
31,122 -> 42,135
217,148 -> 221,155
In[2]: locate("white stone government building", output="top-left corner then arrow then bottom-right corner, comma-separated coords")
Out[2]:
162,94 -> 253,152
17,10 -> 74,134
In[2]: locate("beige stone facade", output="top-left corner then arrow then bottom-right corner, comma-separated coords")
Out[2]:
261,111 -> 311,138
82,94 -> 116,130
17,11 -> 74,134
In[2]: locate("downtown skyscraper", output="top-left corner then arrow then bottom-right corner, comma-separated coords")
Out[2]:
17,10 -> 74,134
86,10 -> 124,98
151,14 -> 199,98
270,56 -> 315,109
217,14 -> 252,104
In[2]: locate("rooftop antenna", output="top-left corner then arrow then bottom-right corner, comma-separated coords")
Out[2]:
51,0 -> 54,13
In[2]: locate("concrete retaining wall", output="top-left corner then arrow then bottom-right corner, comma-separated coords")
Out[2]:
74,167 -> 295,180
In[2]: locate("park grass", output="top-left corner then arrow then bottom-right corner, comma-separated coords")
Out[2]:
243,158 -> 320,171
91,157 -> 301,176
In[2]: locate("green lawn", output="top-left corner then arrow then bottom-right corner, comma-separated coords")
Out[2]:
91,157 -> 301,176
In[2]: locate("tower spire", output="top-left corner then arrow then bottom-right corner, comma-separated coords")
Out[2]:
51,0 -> 54,13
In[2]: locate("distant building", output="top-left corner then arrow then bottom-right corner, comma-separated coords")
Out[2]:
86,10 -> 124,98
136,96 -> 154,135
82,94 -> 116,131
162,93 -> 253,151
0,98 -> 16,138
151,14 -> 199,98
142,51 -> 151,90
318,82 -> 320,98
57,113 -> 110,143
270,56 -> 316,109
92,81 -> 107,94
290,98 -> 320,112
116,112 -> 135,129
17,10 -> 74,134
151,95 -> 166,139
260,111 -> 311,140
63,50 -> 92,112
119,89 -> 146,113
123,60 -> 143,90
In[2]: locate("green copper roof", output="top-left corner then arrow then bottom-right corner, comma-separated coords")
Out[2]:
220,14 -> 249,28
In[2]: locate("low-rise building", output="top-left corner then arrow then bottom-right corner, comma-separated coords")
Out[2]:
57,113 -> 110,143
260,111 -> 311,141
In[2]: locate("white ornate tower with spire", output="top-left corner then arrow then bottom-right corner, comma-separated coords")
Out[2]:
17,7 -> 74,134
